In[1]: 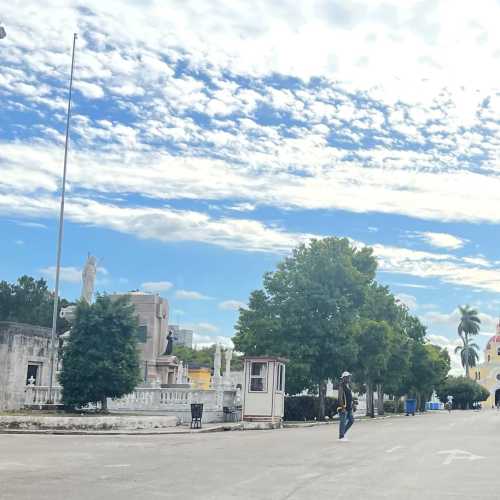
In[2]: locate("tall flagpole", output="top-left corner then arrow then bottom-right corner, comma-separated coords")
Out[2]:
47,33 -> 78,403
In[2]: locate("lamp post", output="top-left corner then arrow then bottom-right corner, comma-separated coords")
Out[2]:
47,33 -> 78,404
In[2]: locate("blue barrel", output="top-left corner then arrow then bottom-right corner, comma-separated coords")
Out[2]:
405,399 -> 417,415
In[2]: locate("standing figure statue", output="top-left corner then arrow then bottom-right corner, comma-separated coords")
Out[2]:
164,329 -> 176,355
81,254 -> 97,304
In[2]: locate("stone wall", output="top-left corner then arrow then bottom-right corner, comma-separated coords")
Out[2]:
0,322 -> 52,411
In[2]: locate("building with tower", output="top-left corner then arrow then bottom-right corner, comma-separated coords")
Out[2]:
472,320 -> 500,408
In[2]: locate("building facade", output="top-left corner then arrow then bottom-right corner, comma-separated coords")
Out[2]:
0,322 -> 52,411
112,292 -> 179,386
473,321 -> 500,407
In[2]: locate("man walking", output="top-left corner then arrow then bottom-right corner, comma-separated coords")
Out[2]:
338,371 -> 354,441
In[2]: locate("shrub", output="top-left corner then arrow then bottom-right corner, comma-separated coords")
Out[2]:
383,400 -> 404,413
284,395 -> 339,421
436,376 -> 490,409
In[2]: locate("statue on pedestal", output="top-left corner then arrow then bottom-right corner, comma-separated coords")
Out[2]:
213,343 -> 222,386
224,348 -> 233,388
81,254 -> 97,304
164,329 -> 177,355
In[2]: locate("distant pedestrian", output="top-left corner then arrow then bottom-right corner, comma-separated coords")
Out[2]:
338,371 -> 354,441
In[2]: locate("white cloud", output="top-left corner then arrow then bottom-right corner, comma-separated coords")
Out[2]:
40,266 -> 82,284
175,290 -> 212,301
219,300 -> 246,311
141,281 -> 173,293
395,293 -> 417,311
421,308 -> 497,334
74,81 -> 105,99
39,265 -> 108,284
14,239 -> 24,245
393,283 -> 433,290
427,334 -> 465,377
193,334 -> 234,349
14,221 -> 47,229
410,231 -> 468,250
227,203 -> 256,212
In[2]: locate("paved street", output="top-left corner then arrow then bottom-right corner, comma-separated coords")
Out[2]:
1,410 -> 499,500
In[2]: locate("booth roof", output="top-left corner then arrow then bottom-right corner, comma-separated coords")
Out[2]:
242,355 -> 288,363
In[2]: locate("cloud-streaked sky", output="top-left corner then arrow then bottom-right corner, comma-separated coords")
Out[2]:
2,1 -> 500,367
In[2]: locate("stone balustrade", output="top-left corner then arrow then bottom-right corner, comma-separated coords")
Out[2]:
24,385 -> 238,423
25,385 -> 63,405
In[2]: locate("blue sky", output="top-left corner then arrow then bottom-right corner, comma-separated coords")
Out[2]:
2,1 -> 500,372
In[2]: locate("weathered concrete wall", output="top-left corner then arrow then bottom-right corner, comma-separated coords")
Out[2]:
0,322 -> 52,411
0,415 -> 178,430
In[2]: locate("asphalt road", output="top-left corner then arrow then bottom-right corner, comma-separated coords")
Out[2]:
1,410 -> 499,499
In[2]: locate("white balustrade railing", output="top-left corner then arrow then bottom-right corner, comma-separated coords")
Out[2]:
25,385 -> 63,405
24,385 -> 236,413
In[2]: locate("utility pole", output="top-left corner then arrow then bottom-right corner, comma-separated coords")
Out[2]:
47,33 -> 78,403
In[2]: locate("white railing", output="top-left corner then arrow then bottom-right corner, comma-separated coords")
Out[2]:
25,385 -> 63,405
109,388 -> 223,411
24,385 -> 236,413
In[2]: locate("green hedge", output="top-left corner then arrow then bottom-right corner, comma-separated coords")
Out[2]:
383,400 -> 404,413
284,396 -> 339,421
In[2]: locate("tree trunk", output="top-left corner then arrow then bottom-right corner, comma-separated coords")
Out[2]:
366,382 -> 375,418
318,380 -> 327,420
101,397 -> 108,413
376,383 -> 384,416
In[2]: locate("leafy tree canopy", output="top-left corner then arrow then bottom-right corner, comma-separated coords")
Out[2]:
60,295 -> 141,409
436,376 -> 489,409
234,237 -> 378,399
0,275 -> 70,333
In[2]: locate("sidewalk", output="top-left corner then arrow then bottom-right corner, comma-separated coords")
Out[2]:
0,421 -> 243,436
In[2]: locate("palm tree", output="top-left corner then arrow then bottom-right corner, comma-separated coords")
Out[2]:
454,340 -> 480,375
457,305 -> 481,378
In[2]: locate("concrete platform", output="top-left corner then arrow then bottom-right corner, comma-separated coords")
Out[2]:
0,414 -> 178,431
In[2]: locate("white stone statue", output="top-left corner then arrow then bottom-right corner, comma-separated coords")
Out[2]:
213,343 -> 222,384
224,348 -> 233,377
81,254 -> 97,304
176,361 -> 184,384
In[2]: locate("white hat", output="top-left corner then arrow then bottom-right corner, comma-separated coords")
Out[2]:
341,371 -> 351,378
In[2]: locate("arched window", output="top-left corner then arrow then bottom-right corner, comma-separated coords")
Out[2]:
488,355 -> 491,363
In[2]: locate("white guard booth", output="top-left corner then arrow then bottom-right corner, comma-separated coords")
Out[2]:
242,356 -> 287,424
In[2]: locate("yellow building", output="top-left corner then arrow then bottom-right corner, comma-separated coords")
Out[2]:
473,322 -> 500,408
188,365 -> 212,390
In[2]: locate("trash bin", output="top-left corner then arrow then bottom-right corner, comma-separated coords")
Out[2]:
191,403 -> 203,429
405,399 -> 417,416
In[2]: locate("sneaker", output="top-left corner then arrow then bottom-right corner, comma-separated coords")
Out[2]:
339,437 -> 350,442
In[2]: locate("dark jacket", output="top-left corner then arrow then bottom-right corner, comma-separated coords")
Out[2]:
338,381 -> 353,411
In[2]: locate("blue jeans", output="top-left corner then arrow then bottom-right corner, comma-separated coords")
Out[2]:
339,409 -> 354,438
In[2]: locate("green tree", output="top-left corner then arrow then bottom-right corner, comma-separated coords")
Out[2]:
0,275 -> 70,333
234,237 -> 377,418
457,305 -> 481,378
173,344 -> 244,372
358,284 -> 412,416
59,295 -> 141,410
406,343 -> 450,410
436,376 -> 489,409
454,339 -> 480,374
355,320 -> 392,417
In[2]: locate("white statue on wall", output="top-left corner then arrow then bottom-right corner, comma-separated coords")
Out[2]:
213,343 -> 222,384
176,361 -> 184,384
81,254 -> 97,304
224,348 -> 233,382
